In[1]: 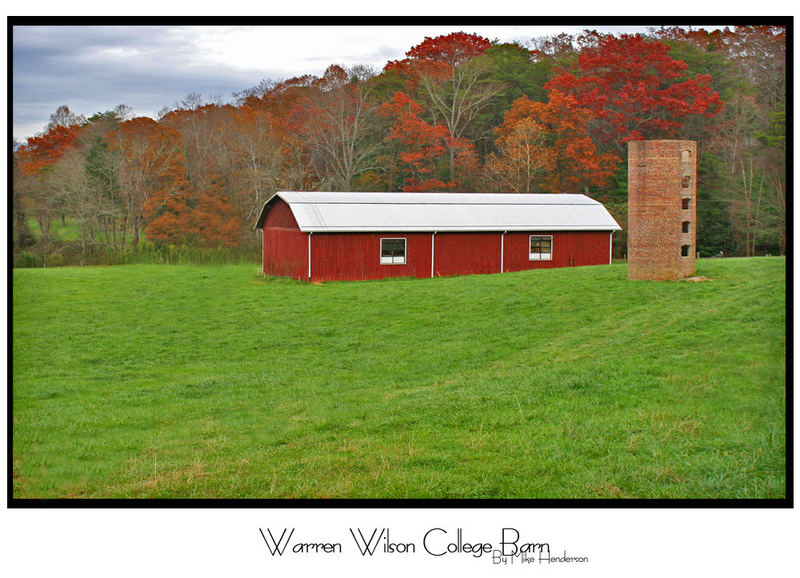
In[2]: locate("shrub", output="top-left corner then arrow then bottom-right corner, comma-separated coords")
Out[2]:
14,251 -> 42,268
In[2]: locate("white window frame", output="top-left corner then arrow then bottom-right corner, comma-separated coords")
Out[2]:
380,237 -> 407,265
529,235 -> 553,261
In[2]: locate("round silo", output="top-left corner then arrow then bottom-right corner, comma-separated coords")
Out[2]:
627,140 -> 697,280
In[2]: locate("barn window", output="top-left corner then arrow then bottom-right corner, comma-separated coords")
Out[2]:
682,221 -> 691,233
529,235 -> 552,261
380,238 -> 406,264
681,198 -> 691,210
681,244 -> 691,257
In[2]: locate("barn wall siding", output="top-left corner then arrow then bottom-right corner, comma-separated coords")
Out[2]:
263,197 -> 300,229
502,231 -> 611,272
433,233 -> 502,277
311,233 -> 433,282
262,198 -> 307,279
263,229 -> 307,279
306,230 -> 611,281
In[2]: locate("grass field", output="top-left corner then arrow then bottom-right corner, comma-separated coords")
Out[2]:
12,258 -> 786,499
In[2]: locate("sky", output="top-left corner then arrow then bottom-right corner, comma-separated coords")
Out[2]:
10,23 -> 662,142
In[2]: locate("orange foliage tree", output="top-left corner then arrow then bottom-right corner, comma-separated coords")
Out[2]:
158,103 -> 247,245
144,178 -> 241,247
377,91 -> 453,191
106,117 -> 188,247
17,124 -> 81,176
484,116 -> 555,193
490,93 -> 619,193
15,123 -> 83,265
226,105 -> 287,223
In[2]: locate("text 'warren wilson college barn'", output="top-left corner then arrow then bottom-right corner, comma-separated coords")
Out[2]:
254,191 -> 621,282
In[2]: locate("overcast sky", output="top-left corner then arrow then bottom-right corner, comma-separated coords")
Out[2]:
12,23 -> 672,142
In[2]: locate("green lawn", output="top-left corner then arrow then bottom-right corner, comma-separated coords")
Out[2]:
12,258 -> 786,499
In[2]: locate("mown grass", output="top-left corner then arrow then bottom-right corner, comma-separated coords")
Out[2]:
12,258 -> 786,499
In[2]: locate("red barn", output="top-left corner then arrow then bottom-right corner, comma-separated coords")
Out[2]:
254,192 -> 621,282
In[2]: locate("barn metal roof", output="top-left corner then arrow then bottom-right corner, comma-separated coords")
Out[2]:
254,191 -> 621,233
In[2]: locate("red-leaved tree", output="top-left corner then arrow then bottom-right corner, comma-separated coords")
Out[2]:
378,91 -> 453,191
546,33 -> 723,150
16,124 -> 83,265
385,32 -> 501,186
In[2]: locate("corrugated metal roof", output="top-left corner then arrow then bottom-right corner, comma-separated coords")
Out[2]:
255,191 -> 621,232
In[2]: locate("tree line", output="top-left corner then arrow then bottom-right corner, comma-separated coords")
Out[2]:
13,26 -> 786,267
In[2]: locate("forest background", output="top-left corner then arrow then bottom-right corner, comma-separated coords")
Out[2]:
12,26 -> 787,268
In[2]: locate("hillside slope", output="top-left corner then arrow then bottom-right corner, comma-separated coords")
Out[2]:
12,258 -> 786,499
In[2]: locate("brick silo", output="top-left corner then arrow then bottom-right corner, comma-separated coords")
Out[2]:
628,140 -> 697,280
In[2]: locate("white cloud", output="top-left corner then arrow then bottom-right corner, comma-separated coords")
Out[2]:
14,23 -> 662,141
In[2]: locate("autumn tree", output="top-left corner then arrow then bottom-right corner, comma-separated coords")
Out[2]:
240,74 -> 324,191
226,105 -> 287,225
653,25 -> 786,255
11,148 -> 36,251
144,177 -> 241,247
49,147 -> 99,265
15,123 -> 82,265
17,124 -> 81,174
378,91 -> 453,191
161,102 -> 254,243
160,102 -> 235,191
490,93 -> 619,193
106,117 -> 188,247
546,33 -> 723,152
301,65 -> 380,190
15,105 -> 134,265
187,180 -> 242,247
484,116 -> 555,193
386,32 -> 502,184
